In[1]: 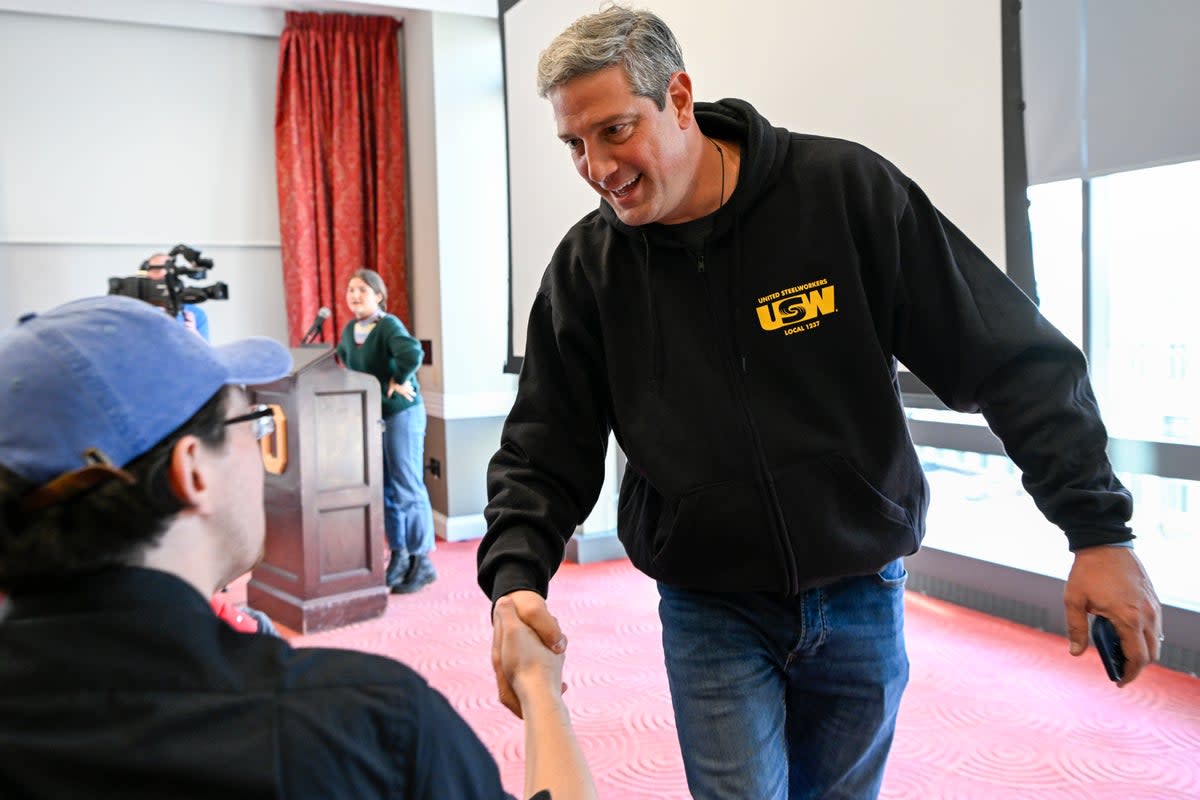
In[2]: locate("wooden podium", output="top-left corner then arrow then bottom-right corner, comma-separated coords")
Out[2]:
246,347 -> 389,633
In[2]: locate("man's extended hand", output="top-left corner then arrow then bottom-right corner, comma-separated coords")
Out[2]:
494,595 -> 567,715
491,590 -> 567,718
1064,545 -> 1162,686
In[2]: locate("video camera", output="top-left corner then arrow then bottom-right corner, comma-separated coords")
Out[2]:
107,244 -> 229,318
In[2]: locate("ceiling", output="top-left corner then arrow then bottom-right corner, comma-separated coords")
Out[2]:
0,0 -> 497,24
204,0 -> 496,18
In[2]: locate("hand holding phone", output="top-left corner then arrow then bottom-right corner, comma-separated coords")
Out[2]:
1091,615 -> 1126,683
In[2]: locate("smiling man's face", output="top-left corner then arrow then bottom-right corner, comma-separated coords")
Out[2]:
550,65 -> 702,226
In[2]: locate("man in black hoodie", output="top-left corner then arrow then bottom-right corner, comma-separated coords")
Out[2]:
478,6 -> 1162,799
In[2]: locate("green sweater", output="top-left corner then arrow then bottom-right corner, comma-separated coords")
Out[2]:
336,314 -> 424,417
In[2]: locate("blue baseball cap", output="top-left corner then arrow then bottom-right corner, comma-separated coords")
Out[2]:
0,295 -> 292,489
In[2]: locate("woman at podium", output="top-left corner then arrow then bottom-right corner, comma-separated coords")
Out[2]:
337,268 -> 437,594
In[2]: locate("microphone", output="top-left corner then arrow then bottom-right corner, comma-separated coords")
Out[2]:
300,307 -> 331,345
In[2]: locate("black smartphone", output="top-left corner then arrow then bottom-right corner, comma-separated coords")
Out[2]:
1091,615 -> 1126,683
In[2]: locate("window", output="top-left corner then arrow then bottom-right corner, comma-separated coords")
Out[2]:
1090,161 -> 1200,446
913,161 -> 1200,613
917,445 -> 1069,578
1027,179 -> 1083,348
918,444 -> 1200,613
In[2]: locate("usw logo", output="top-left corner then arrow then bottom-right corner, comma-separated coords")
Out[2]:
755,283 -> 836,331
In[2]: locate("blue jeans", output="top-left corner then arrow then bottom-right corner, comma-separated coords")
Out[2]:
657,559 -> 909,800
381,400 -> 434,557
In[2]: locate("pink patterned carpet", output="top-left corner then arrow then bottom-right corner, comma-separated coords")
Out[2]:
248,541 -> 1200,799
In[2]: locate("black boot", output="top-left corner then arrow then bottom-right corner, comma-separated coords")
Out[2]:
385,549 -> 411,589
391,553 -> 437,594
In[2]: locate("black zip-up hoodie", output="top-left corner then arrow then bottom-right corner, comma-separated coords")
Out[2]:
478,98 -> 1132,601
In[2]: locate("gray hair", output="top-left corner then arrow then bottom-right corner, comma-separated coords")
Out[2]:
536,5 -> 685,110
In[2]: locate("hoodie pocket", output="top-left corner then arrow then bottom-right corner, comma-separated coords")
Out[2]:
771,454 -> 919,582
618,468 -> 784,591
617,454 -> 921,592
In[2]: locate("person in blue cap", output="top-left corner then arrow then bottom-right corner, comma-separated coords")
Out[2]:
0,295 -> 597,800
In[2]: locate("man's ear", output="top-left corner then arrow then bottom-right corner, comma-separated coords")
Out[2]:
166,435 -> 212,513
666,71 -> 694,129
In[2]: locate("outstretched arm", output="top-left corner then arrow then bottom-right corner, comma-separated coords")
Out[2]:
883,174 -> 1162,683
494,595 -> 597,800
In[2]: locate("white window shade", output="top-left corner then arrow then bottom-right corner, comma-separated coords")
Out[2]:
1087,2 -> 1200,178
1019,0 -> 1083,185
1022,0 -> 1200,186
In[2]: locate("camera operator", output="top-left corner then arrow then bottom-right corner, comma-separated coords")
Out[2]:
143,252 -> 210,341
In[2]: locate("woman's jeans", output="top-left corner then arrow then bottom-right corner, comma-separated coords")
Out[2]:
657,559 -> 909,800
381,400 -> 434,557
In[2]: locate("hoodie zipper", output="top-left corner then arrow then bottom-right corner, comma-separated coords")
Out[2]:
694,249 -> 800,594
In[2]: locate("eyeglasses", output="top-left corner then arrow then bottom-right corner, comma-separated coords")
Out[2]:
223,405 -> 276,441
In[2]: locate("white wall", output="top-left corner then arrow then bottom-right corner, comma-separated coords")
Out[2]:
0,9 -> 287,344
429,12 -> 514,405
405,10 -> 516,417
403,10 -> 519,540
402,10 -> 444,393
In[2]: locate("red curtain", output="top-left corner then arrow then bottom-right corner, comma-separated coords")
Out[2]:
275,12 -> 408,346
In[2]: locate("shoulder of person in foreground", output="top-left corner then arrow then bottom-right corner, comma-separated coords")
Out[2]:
267,643 -> 514,799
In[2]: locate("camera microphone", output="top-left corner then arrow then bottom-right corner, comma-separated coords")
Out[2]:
300,307 -> 332,345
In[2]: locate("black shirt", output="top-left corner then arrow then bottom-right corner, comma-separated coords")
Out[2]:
0,567 -> 520,799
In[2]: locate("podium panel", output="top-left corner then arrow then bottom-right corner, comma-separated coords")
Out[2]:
315,392 -> 368,489
246,347 -> 388,633
319,506 -> 371,575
